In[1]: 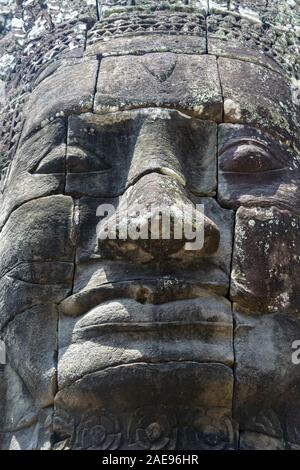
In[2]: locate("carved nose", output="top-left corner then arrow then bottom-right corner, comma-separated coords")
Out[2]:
97,173 -> 220,263
125,112 -> 186,190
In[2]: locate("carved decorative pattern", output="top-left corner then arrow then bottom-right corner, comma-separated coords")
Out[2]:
208,12 -> 299,78
0,91 -> 25,188
178,408 -> 237,450
0,19 -> 87,182
246,409 -> 283,438
100,0 -> 195,4
53,408 -> 122,450
52,407 -> 237,450
52,408 -> 74,450
7,20 -> 87,93
0,0 -> 97,39
74,410 -> 122,450
128,407 -> 177,450
0,1 -> 298,189
98,0 -> 207,18
88,11 -> 206,44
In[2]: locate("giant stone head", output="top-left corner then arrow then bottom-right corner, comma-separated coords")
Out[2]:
0,0 -> 299,450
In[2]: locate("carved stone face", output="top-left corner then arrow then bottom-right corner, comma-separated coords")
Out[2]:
1,33 -> 299,449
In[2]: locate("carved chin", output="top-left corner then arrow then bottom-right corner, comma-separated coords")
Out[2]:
54,362 -> 236,450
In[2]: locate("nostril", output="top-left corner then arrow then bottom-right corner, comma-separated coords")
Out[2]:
98,212 -> 187,261
139,237 -> 186,259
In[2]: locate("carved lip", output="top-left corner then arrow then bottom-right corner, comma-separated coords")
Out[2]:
58,296 -> 233,386
71,295 -> 232,340
74,321 -> 231,337
60,275 -> 228,318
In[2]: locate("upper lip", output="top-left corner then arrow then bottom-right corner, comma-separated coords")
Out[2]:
59,274 -> 229,318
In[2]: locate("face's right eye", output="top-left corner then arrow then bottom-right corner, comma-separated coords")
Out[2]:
33,147 -> 66,174
67,115 -> 137,179
67,147 -> 112,174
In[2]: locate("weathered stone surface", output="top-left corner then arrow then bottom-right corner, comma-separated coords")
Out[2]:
95,54 -> 223,121
0,195 -> 75,274
73,194 -> 233,273
0,195 -> 74,446
234,310 -> 300,449
231,206 -> 300,314
87,4 -> 208,56
217,124 -> 300,211
239,432 -> 286,450
54,363 -> 236,450
99,0 -> 208,18
207,10 -> 299,76
0,120 -> 66,230
66,109 -> 218,197
207,8 -> 290,74
21,60 -> 99,140
1,406 -> 53,450
0,1 -> 97,41
0,363 -> 35,433
58,296 -> 233,389
90,180 -> 220,263
209,38 -> 285,75
86,33 -> 207,56
218,58 -> 299,143
88,10 -> 207,47
0,196 -> 75,328
231,0 -> 268,9
0,0 -> 299,453
0,266 -> 72,331
4,306 -> 58,408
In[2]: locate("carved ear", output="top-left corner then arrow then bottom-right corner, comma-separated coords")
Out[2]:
142,54 -> 177,83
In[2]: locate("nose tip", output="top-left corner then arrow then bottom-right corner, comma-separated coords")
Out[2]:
132,209 -> 220,260
97,173 -> 220,263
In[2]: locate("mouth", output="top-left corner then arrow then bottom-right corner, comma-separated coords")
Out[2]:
59,272 -> 229,318
57,267 -> 233,389
71,295 -> 232,338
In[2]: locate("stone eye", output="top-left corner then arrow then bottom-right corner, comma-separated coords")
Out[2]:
220,142 -> 286,173
30,148 -> 66,175
67,148 -> 112,174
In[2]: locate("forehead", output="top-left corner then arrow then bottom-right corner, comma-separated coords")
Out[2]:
20,50 -> 298,148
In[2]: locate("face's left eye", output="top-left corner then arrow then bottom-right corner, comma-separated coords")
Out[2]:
220,142 -> 286,173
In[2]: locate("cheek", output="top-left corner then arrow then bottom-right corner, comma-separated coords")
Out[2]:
231,206 -> 300,314
0,196 -> 76,417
